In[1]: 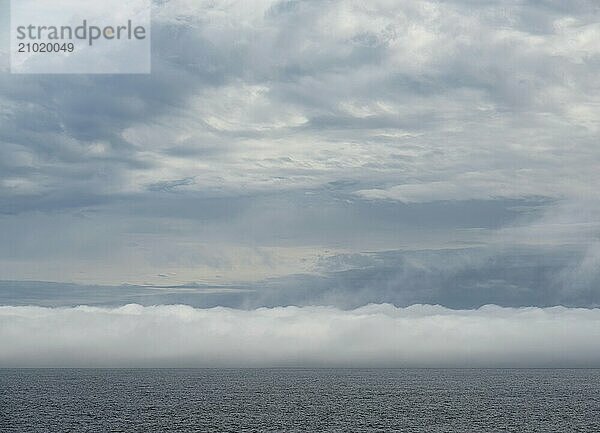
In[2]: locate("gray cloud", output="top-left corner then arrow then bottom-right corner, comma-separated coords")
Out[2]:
0,0 -> 599,307
3,241 -> 599,310
256,247 -> 597,309
2,0 -> 598,210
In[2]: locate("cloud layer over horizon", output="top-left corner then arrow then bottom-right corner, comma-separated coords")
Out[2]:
2,303 -> 600,368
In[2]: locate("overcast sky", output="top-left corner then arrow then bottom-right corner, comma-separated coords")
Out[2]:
1,0 -> 599,310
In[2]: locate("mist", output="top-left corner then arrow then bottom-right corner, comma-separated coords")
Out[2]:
2,303 -> 600,368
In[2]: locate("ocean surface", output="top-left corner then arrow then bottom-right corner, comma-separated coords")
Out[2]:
1,369 -> 599,432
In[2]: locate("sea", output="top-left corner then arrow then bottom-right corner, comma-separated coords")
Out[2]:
1,369 -> 599,432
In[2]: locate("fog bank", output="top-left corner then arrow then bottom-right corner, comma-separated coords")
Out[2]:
1,304 -> 599,368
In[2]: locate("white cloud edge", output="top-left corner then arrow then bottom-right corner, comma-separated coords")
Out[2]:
2,303 -> 600,368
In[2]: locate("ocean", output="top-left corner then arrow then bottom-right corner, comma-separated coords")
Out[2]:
1,369 -> 599,432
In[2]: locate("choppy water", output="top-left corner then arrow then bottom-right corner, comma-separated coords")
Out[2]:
1,369 -> 599,432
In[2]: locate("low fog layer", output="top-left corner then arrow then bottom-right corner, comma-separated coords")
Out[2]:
1,304 -> 599,368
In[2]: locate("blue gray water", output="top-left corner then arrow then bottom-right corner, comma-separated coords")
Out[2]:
1,369 -> 599,432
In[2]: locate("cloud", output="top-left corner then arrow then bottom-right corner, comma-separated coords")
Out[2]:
3,240 -> 600,310
1,303 -> 600,367
248,246 -> 600,309
0,0 -> 599,303
146,177 -> 196,192
2,0 -> 599,211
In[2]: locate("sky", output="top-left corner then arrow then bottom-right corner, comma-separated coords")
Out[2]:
1,0 -> 599,366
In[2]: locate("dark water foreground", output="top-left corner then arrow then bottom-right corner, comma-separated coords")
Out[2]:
1,369 -> 599,432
